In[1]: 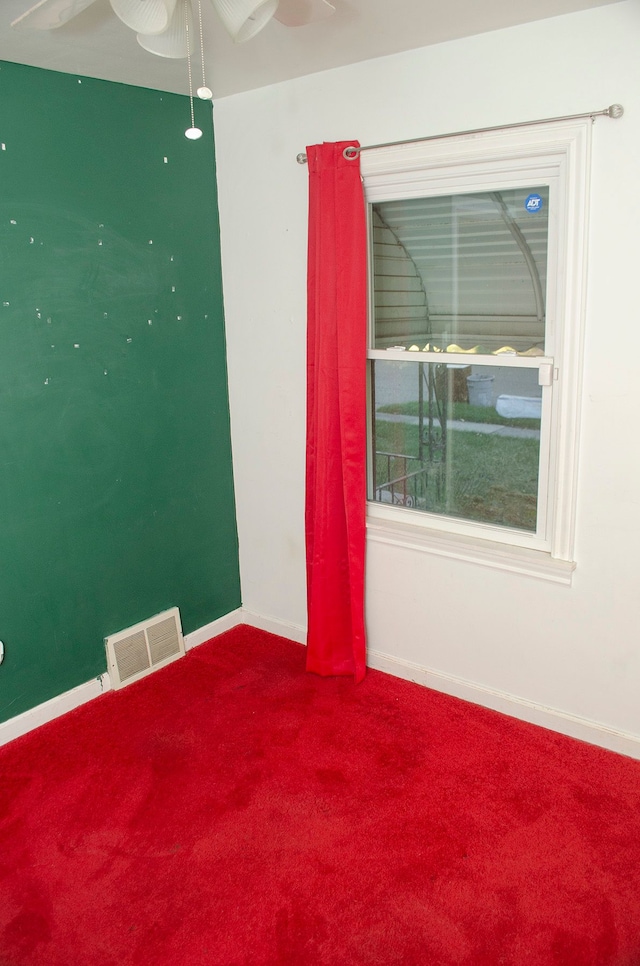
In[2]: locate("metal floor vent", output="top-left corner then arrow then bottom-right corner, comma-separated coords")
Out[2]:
105,607 -> 185,690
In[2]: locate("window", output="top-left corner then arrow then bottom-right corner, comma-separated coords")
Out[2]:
362,120 -> 592,582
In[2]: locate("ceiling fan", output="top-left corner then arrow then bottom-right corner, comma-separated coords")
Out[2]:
11,0 -> 337,57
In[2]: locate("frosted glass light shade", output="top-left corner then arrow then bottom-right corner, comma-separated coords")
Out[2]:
110,0 -> 176,35
137,0 -> 192,57
209,0 -> 278,43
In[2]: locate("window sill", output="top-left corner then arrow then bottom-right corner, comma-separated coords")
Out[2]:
366,514 -> 576,585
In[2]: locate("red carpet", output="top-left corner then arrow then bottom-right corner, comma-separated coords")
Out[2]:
2,625 -> 640,965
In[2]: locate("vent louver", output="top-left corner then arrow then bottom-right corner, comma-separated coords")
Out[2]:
105,608 -> 185,689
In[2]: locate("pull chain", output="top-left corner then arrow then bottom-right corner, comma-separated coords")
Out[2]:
196,0 -> 212,100
184,0 -> 203,139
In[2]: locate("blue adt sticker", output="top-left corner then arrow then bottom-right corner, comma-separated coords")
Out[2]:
525,193 -> 543,213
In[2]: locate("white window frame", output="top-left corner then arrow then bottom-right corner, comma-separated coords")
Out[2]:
362,119 -> 592,584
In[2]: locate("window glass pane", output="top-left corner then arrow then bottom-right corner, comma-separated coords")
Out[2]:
372,187 -> 549,353
370,360 -> 541,532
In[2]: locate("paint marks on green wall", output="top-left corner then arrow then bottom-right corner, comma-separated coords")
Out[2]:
0,62 -> 241,722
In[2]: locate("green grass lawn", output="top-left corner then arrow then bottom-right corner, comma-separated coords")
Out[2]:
373,419 -> 539,531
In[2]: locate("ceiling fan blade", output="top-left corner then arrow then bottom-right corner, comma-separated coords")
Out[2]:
273,0 -> 335,28
11,0 -> 101,30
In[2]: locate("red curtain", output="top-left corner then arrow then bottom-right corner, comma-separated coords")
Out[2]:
305,141 -> 367,683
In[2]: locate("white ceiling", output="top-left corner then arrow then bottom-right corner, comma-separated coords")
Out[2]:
0,0 -> 623,98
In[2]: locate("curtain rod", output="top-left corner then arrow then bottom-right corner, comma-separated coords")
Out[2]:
295,104 -> 624,164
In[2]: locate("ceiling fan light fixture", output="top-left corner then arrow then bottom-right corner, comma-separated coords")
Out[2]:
209,0 -> 278,43
110,0 -> 176,36
137,0 -> 192,58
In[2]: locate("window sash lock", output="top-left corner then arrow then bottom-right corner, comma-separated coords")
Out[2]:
538,363 -> 554,387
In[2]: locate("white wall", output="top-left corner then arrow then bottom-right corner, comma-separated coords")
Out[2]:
214,2 -> 640,751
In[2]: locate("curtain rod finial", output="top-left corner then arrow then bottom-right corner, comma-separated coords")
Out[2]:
297,153 -> 308,164
607,104 -> 624,119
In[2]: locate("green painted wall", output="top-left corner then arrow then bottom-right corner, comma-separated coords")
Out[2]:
0,61 -> 241,723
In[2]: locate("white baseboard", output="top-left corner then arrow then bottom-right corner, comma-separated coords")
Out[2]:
239,609 -> 307,645
183,608 -> 306,650
367,647 -> 640,761
184,608 -> 244,651
232,614 -> 640,760
0,607 -> 285,747
0,674 -> 111,748
3,610 -> 639,762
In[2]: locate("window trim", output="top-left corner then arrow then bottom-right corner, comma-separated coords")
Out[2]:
366,515 -> 576,585
362,119 -> 592,579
